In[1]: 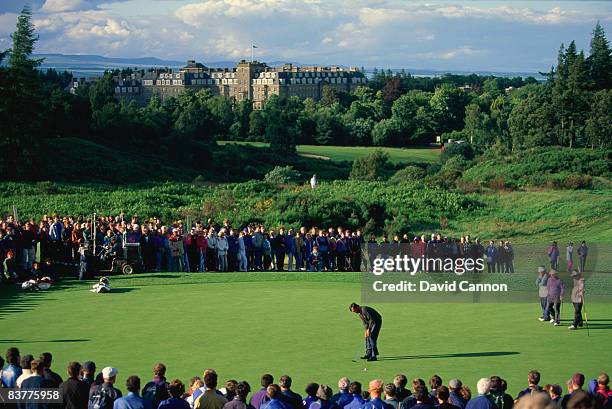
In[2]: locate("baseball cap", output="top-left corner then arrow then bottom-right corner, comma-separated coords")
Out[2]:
449,379 -> 462,389
102,367 -> 118,378
537,266 -> 546,273
570,270 -> 581,277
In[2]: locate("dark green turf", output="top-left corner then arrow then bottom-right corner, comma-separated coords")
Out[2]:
1,272 -> 610,397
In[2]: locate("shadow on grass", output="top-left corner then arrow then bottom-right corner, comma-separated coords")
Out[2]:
0,339 -> 90,344
378,351 -> 519,361
110,287 -> 138,293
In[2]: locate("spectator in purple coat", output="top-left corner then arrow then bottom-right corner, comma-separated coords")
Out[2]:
546,270 -> 565,325
303,384 -> 319,409
251,374 -> 274,409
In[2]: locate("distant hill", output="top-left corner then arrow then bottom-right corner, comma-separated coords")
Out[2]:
29,53 -> 544,80
32,53 -> 302,77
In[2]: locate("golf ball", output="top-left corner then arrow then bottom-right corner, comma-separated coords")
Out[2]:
363,368 -> 367,371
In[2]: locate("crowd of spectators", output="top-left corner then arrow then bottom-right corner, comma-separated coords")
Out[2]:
0,213 -> 589,281
0,348 -> 610,409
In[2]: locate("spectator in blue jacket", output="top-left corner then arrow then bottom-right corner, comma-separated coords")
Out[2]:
486,241 -> 498,273
330,378 -> 351,408
2,347 -> 22,388
279,375 -> 302,409
262,385 -> 290,409
114,376 -> 151,409
159,379 -> 191,409
285,229 -> 296,272
362,380 -> 393,409
238,231 -> 248,272
343,382 -> 364,409
465,379 -> 493,409
448,380 -> 467,409
20,360 -> 55,409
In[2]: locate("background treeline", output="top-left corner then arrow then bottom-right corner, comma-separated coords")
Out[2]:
0,7 -> 610,181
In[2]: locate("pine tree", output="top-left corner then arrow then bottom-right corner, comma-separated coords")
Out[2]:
587,22 -> 612,90
585,89 -> 611,148
8,5 -> 43,73
0,6 -> 45,179
565,51 -> 592,147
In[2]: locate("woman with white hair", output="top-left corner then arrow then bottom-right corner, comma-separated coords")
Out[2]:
331,378 -> 351,407
465,379 -> 493,409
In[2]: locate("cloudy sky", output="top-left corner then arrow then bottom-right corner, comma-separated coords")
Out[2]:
0,0 -> 610,72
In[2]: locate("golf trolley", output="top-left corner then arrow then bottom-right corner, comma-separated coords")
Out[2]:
97,242 -> 144,275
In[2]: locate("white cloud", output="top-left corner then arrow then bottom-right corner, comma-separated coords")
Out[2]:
41,0 -> 88,13
40,0 -> 129,13
8,0 -> 609,71
175,0 -> 289,26
178,31 -> 194,41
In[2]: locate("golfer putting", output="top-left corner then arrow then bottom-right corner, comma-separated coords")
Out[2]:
350,302 -> 382,361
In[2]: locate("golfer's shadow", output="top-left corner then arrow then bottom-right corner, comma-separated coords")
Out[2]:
378,351 -> 519,361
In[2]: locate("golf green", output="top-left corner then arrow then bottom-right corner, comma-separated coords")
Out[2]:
2,272 -> 610,397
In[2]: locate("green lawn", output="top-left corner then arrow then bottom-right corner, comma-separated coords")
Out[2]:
218,141 -> 441,164
2,272 -> 610,398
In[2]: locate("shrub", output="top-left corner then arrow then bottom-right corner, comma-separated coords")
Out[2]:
441,142 -> 475,163
388,165 -> 426,184
461,147 -> 610,190
264,166 -> 302,185
349,150 -> 390,181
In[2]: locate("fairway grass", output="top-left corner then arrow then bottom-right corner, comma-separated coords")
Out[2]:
2,272 -> 610,396
218,141 -> 441,164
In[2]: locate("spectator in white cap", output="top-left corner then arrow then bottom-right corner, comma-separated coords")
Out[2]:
88,367 -> 122,409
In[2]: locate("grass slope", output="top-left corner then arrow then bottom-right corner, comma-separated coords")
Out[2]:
448,190 -> 612,242
218,141 -> 441,164
1,273 -> 610,398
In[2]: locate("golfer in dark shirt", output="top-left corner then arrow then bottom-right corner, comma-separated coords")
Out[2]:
350,303 -> 382,361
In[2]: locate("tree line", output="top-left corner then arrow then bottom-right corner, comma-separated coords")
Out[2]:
1,7 -> 610,181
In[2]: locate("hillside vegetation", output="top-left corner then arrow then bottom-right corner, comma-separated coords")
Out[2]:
2,181 -> 610,242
